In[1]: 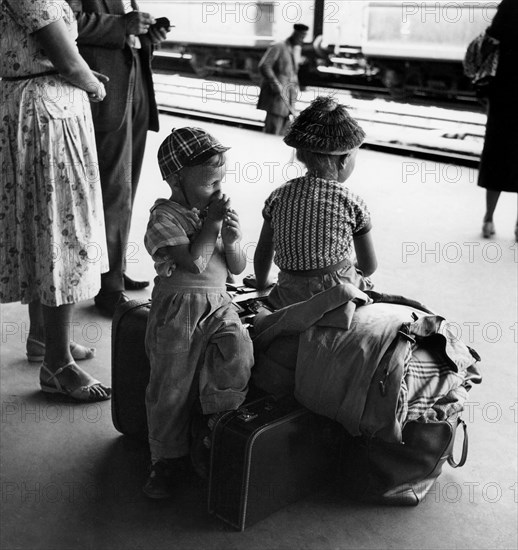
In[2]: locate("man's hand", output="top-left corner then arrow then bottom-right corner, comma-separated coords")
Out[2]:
147,25 -> 168,45
124,11 -> 155,35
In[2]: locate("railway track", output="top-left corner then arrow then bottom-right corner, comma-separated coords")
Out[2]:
154,73 -> 486,167
152,53 -> 483,109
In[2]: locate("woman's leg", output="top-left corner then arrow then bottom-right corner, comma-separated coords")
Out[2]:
27,301 -> 95,362
484,189 -> 501,222
28,300 -> 46,342
482,189 -> 501,237
39,303 -> 109,399
41,302 -> 74,367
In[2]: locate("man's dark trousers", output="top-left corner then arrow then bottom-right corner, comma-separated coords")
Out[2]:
95,49 -> 150,292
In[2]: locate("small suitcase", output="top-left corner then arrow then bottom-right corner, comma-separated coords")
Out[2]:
111,299 -> 151,440
208,394 -> 340,531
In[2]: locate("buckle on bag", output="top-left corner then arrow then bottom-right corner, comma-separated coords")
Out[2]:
237,409 -> 258,423
378,367 -> 390,396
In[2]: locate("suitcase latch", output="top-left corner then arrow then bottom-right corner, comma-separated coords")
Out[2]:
237,409 -> 258,423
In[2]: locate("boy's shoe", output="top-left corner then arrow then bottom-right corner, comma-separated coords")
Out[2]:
143,459 -> 185,499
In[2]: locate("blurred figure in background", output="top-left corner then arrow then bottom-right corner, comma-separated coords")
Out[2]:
0,0 -> 110,401
477,0 -> 518,241
257,23 -> 309,135
67,0 -> 170,315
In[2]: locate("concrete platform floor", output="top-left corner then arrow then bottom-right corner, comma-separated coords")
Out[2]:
1,115 -> 517,550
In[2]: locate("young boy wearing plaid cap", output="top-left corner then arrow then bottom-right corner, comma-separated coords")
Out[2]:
143,127 -> 253,499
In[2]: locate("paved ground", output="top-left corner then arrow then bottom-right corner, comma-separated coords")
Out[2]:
1,114 -> 517,550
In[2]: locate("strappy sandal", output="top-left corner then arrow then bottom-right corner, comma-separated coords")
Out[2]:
40,362 -> 111,402
27,338 -> 96,363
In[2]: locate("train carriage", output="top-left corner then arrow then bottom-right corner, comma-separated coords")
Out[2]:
357,0 -> 500,99
141,0 -> 501,102
140,0 -> 314,80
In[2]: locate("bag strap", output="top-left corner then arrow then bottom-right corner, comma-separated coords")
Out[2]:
365,290 -> 435,314
447,418 -> 468,468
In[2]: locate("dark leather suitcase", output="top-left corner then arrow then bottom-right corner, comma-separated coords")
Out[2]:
208,395 -> 340,531
111,299 -> 151,440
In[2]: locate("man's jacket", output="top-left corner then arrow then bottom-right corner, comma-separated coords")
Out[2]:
67,0 -> 159,133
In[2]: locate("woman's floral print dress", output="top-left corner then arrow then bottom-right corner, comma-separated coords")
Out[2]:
0,0 -> 108,306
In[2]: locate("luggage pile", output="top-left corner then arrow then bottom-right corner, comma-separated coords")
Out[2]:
111,287 -> 481,530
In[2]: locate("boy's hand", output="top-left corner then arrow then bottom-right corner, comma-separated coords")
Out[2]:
207,192 -> 231,222
221,209 -> 242,245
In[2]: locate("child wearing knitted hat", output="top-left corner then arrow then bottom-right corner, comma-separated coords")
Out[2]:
254,96 -> 377,308
142,127 -> 253,499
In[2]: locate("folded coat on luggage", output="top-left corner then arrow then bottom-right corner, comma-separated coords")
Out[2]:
252,286 -> 481,443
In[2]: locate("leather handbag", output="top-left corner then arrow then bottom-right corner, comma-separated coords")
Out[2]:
339,415 -> 468,506
463,30 -> 500,88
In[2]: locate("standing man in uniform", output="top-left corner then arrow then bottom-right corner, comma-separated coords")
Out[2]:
67,1 -> 170,315
257,23 -> 309,135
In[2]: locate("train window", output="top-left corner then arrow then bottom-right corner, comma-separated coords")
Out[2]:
254,3 -> 274,37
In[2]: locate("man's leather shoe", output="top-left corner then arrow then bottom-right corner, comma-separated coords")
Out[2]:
94,290 -> 130,316
123,274 -> 150,291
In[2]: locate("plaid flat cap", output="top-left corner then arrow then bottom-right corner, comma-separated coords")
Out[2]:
158,127 -> 230,180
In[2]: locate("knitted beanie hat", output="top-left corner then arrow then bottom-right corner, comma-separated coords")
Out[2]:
283,96 -> 365,154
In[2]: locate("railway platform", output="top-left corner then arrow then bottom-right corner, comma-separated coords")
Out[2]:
1,114 -> 517,550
